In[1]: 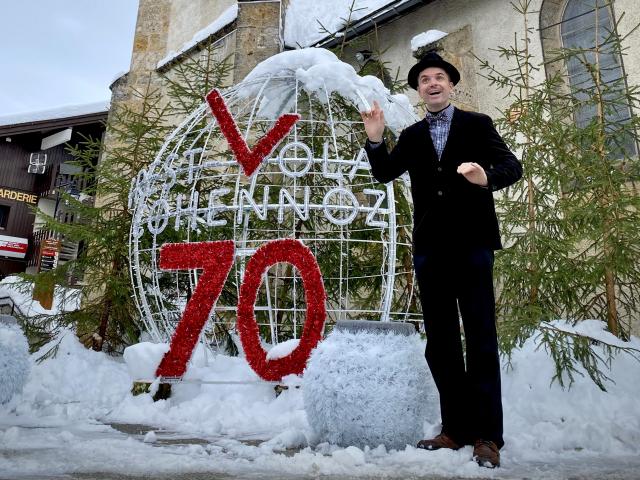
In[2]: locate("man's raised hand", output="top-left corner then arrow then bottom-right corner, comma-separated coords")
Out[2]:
360,100 -> 385,143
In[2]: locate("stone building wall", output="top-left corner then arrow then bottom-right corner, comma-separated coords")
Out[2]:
166,0 -> 235,55
342,0 -> 546,117
109,0 -> 285,119
234,0 -> 283,81
99,0 -> 286,206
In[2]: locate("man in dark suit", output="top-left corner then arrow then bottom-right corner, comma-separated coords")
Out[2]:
361,52 -> 522,468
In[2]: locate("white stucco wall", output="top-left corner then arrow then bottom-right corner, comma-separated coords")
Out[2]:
166,0 -> 235,57
366,0 -> 546,116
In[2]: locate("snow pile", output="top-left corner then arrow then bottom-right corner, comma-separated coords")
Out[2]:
411,30 -> 449,52
242,48 -> 417,134
1,321 -> 640,478
15,331 -> 130,415
0,275 -> 81,316
503,320 -> 640,459
303,327 -> 437,449
110,351 -> 293,439
157,4 -> 238,69
284,0 -> 399,47
0,322 -> 30,404
123,342 -> 170,381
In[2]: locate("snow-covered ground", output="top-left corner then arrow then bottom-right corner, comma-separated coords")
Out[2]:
1,320 -> 639,480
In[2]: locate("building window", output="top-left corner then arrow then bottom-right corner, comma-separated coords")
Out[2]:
541,0 -> 637,158
0,205 -> 9,230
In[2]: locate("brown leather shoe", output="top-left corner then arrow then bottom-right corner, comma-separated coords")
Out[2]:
473,440 -> 500,468
417,433 -> 462,451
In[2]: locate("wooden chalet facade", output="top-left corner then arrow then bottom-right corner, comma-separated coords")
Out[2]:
0,105 -> 108,278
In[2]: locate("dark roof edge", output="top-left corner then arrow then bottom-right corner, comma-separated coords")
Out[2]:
0,111 -> 109,137
309,0 -> 437,49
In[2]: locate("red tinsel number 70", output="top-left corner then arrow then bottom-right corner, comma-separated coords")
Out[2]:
155,239 -> 327,382
155,241 -> 235,378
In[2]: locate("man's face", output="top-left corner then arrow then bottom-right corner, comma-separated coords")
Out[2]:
417,67 -> 454,112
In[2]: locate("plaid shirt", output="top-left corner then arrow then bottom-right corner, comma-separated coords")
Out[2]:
426,103 -> 454,160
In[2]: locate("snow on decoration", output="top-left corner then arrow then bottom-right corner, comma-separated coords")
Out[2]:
243,48 -> 415,135
0,319 -> 30,404
128,48 -> 419,383
410,30 -> 449,52
237,239 -> 326,381
266,339 -> 300,361
303,321 -> 437,450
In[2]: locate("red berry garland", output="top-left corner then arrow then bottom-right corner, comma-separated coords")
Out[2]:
206,88 -> 300,177
237,239 -> 327,381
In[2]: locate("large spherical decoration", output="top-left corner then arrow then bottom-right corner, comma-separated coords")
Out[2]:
0,319 -> 30,404
303,321 -> 437,449
128,49 -> 419,353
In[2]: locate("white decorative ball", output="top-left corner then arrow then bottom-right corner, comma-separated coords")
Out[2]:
303,321 -> 437,450
0,318 -> 30,404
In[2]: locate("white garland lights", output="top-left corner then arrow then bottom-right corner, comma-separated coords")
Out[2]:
303,322 -> 438,449
128,50 -> 419,351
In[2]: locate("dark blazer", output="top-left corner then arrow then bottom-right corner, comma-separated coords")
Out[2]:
365,107 -> 522,252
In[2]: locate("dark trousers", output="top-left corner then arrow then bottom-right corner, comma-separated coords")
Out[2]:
414,246 -> 504,448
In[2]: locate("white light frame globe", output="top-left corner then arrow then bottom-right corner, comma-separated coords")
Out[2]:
128,74 -> 419,346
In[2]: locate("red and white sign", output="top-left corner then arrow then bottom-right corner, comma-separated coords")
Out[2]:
0,235 -> 28,259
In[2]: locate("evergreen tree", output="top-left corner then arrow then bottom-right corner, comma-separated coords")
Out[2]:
550,4 -> 640,339
23,44 -> 233,354
23,80 -> 171,353
478,0 -> 640,388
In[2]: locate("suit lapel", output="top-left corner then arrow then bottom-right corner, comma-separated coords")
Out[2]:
416,118 -> 438,160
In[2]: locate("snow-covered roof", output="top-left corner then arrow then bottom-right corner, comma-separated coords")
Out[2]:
0,101 -> 109,129
156,4 -> 238,70
285,0 -> 408,48
411,30 -> 448,52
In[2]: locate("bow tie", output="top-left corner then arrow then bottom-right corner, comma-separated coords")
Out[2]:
426,112 -> 447,125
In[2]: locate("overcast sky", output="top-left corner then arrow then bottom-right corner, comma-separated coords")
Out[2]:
0,1 -> 139,117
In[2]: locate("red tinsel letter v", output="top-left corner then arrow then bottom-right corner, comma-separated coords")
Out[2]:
155,241 -> 235,378
206,89 -> 300,177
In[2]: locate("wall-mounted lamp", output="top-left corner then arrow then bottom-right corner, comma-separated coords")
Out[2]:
355,50 -> 373,65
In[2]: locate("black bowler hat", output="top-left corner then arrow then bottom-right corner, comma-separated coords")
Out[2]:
407,51 -> 460,89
